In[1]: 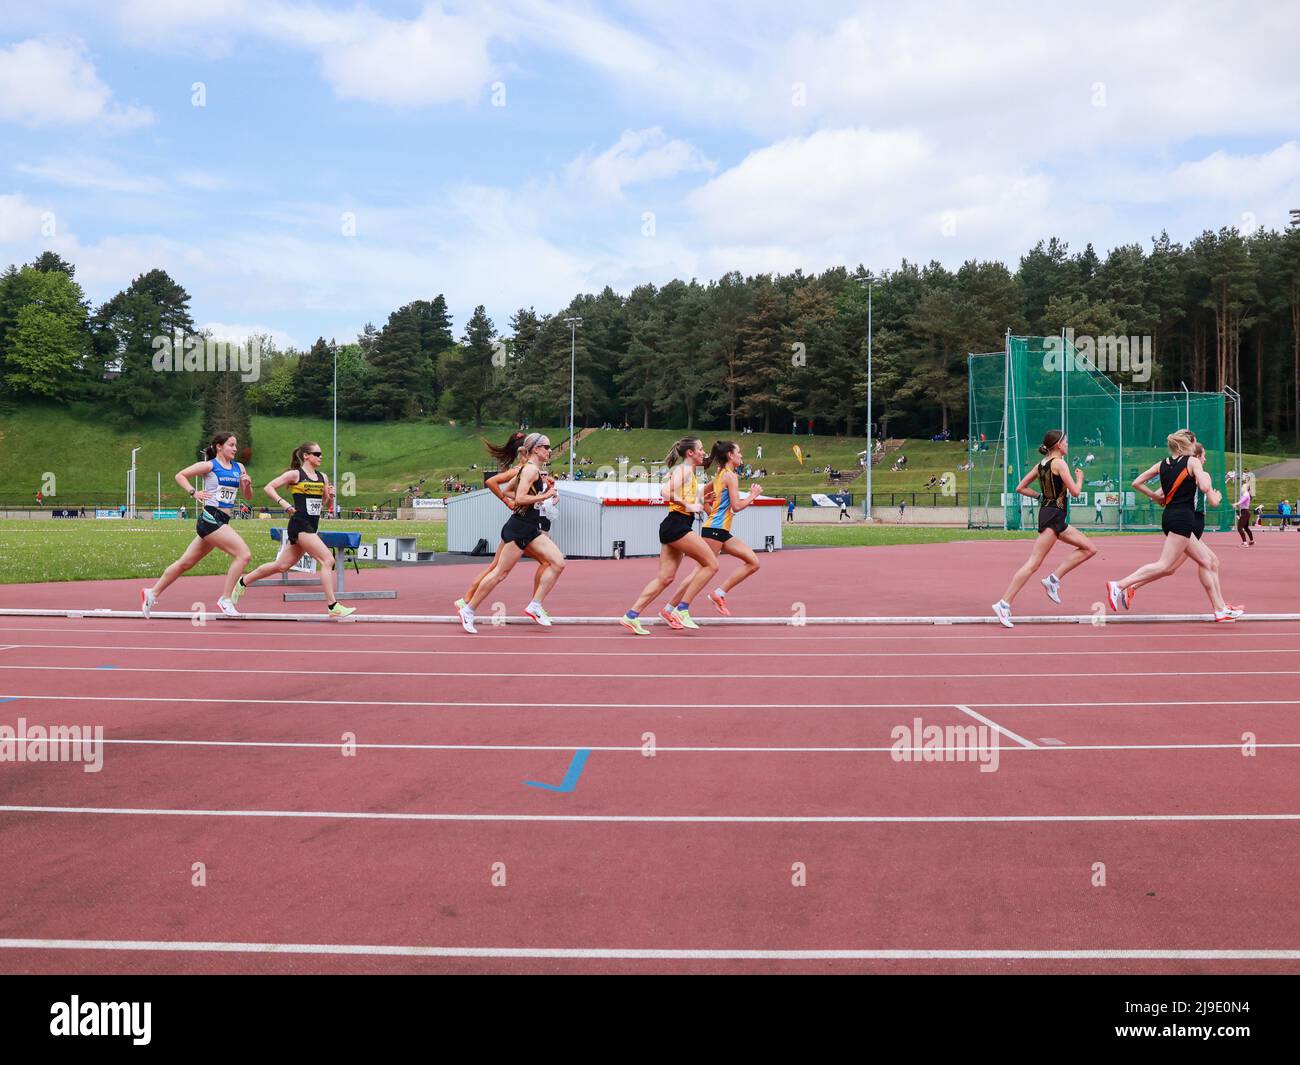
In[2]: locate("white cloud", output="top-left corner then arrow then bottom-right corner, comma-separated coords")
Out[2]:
567,127 -> 714,199
14,154 -> 165,194
200,321 -> 301,351
0,192 -> 50,243
0,37 -> 152,130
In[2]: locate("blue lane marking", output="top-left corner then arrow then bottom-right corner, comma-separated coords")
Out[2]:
0,697 -> 16,703
525,749 -> 591,793
96,666 -> 117,670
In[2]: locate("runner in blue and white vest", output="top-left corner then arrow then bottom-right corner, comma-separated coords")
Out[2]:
142,432 -> 253,618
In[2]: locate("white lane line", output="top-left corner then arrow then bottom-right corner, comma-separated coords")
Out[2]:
955,706 -> 1038,748
84,738 -> 1300,754
1,939 -> 1297,961
8,663 -> 1300,680
11,641 -> 1300,660
5,694 -> 1300,711
7,624 -> 1300,644
1,804 -> 1297,825
4,607 -> 1300,626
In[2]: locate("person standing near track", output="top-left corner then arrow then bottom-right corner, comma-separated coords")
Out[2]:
455,431 -> 554,613
141,432 -> 253,619
1235,479 -> 1254,546
1125,442 -> 1241,614
1106,430 -> 1240,622
230,442 -> 355,618
619,437 -> 719,635
457,433 -> 565,634
665,440 -> 763,617
992,429 -> 1097,629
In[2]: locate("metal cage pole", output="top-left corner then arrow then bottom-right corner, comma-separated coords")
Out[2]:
1117,383 -> 1123,532
1003,329 -> 1011,531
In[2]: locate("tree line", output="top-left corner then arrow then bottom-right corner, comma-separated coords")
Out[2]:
2,224 -> 1299,447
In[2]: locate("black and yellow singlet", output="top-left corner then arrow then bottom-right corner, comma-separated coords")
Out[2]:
291,468 -> 327,530
1037,457 -> 1068,510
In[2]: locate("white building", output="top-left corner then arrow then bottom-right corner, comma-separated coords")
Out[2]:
447,480 -> 787,558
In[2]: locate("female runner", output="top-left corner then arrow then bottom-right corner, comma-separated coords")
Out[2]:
230,442 -> 355,618
666,440 -> 763,616
457,433 -> 565,634
141,432 -> 252,618
619,437 -> 719,634
455,431 -> 552,613
992,429 -> 1097,628
1106,430 -> 1239,621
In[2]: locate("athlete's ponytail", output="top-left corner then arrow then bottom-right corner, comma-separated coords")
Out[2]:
204,432 -> 235,460
665,437 -> 702,467
705,440 -> 737,471
1038,429 -> 1064,456
290,441 -> 319,471
485,431 -> 527,469
1167,429 -> 1196,455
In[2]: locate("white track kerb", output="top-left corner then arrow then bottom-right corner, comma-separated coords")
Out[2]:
3,608 -> 1300,626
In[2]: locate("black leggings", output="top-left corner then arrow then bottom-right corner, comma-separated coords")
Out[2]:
1237,509 -> 1253,543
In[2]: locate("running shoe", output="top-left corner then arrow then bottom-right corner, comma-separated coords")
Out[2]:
141,588 -> 156,619
708,591 -> 732,616
458,605 -> 477,634
1123,586 -> 1135,609
328,603 -> 356,619
454,597 -> 467,610
992,600 -> 1013,629
230,578 -> 246,606
1041,575 -> 1061,605
525,603 -> 552,627
675,608 -> 700,630
1106,581 -> 1123,611
217,597 -> 240,618
620,615 -> 650,636
1227,604 -> 1245,618
1213,608 -> 1236,624
659,605 -> 684,630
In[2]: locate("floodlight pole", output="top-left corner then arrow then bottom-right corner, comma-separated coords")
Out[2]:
332,345 -> 338,516
854,275 -> 873,520
128,447 -> 139,520
1180,380 -> 1190,426
564,317 -> 583,479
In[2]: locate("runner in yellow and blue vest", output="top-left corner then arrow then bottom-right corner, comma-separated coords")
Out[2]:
667,440 -> 765,616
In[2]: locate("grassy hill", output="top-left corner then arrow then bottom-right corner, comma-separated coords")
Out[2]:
0,404 -> 1294,509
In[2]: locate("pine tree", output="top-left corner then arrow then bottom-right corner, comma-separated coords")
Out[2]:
198,370 -> 253,467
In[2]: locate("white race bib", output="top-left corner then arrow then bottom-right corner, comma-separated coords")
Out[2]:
306,498 -> 322,516
215,486 -> 237,505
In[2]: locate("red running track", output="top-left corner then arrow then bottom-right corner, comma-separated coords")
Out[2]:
0,537 -> 1297,973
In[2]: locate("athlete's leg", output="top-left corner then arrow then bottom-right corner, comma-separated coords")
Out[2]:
999,530 -> 1057,604
523,534 -> 566,603
293,531 -> 338,604
629,545 -> 685,615
717,537 -> 761,593
150,535 -> 215,598
1116,533 -> 1187,591
242,541 -> 305,586
675,532 -> 721,605
1050,526 -> 1096,580
204,524 -> 252,600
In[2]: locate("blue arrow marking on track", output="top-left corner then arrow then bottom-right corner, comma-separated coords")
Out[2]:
525,749 -> 591,793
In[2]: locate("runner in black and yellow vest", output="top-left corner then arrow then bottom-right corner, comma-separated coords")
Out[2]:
234,441 -> 355,618
619,437 -> 719,634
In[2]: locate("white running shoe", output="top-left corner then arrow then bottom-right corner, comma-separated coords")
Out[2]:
141,588 -> 156,619
1227,605 -> 1245,618
525,602 -> 552,627
1213,608 -> 1236,624
992,601 -> 1014,629
1106,581 -> 1123,611
458,605 -> 478,634
217,597 -> 240,618
1042,575 -> 1061,605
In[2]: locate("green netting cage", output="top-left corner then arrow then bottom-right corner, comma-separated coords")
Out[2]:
967,334 -> 1238,532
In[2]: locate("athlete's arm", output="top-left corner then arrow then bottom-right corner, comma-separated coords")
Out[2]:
1013,467 -> 1040,498
177,461 -> 212,501
732,471 -> 763,512
238,463 -> 253,501
1052,457 -> 1085,498
662,466 -> 702,513
264,469 -> 300,514
1131,462 -> 1163,502
485,467 -> 520,504
512,465 -> 551,507
1188,456 -> 1222,508
321,472 -> 335,510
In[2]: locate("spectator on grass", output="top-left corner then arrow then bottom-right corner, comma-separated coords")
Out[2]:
786,498 -> 795,522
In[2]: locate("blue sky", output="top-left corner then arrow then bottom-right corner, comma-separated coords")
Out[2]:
1,1 -> 1297,350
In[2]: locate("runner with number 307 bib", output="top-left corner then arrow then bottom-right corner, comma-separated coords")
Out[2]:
141,431 -> 253,619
